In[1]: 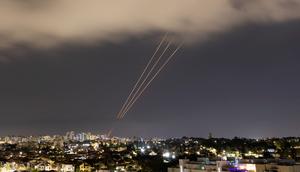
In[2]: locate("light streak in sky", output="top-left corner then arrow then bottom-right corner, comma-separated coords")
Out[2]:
119,42 -> 183,119
108,33 -> 183,136
118,40 -> 172,119
116,33 -> 169,119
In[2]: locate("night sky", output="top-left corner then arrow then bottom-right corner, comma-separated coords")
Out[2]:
1,1 -> 300,138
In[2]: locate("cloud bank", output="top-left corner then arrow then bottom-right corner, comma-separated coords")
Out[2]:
0,0 -> 300,49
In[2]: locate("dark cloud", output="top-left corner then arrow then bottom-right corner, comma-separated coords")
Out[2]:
1,0 -> 300,51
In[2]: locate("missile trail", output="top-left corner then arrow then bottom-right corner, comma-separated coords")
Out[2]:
119,42 -> 183,119
118,40 -> 172,119
116,33 -> 168,119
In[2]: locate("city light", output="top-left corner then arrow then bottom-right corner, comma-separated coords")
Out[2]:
140,147 -> 145,153
163,152 -> 170,158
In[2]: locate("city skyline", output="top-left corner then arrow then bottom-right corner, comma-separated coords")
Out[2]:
1,1 -> 300,138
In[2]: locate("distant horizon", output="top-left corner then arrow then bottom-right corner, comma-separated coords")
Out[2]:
1,131 -> 299,140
